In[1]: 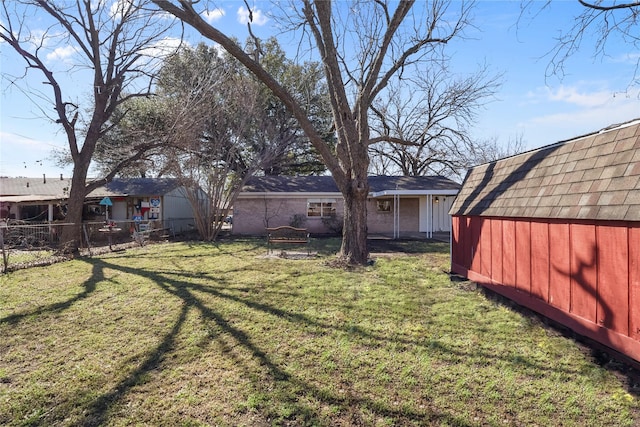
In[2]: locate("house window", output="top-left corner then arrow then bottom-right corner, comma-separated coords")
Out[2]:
307,199 -> 337,217
376,199 -> 392,212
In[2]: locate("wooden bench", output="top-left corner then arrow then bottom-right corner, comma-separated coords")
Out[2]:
266,226 -> 310,254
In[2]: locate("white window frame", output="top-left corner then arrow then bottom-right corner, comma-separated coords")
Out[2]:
376,199 -> 392,212
307,198 -> 337,218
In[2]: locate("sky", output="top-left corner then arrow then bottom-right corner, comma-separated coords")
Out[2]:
1,0 -> 639,178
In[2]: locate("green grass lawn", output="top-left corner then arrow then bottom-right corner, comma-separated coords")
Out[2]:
0,238 -> 638,426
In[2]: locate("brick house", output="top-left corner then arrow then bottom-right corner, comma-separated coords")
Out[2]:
232,175 -> 460,237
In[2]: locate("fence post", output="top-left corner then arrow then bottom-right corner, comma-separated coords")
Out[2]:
0,228 -> 7,272
83,224 -> 92,257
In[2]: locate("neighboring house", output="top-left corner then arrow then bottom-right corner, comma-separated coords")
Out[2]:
233,175 -> 460,237
449,118 -> 640,362
0,176 -> 196,233
0,175 -> 71,222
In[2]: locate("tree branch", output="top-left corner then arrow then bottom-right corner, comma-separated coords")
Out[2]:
152,0 -> 344,180
578,0 -> 640,11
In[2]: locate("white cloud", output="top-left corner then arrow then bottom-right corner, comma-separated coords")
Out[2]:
134,37 -> 186,74
140,37 -> 185,59
484,83 -> 640,150
0,131 -> 49,148
547,85 -> 614,108
522,81 -> 632,108
237,6 -> 268,26
109,0 -> 125,20
203,8 -> 225,24
24,29 -> 50,50
208,42 -> 225,58
612,52 -> 640,65
520,88 -> 640,145
109,0 -> 135,20
46,45 -> 78,62
526,83 -> 616,108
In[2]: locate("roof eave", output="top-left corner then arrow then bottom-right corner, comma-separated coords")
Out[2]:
370,189 -> 460,198
237,191 -> 342,199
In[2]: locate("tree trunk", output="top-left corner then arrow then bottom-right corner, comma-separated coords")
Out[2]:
59,171 -> 88,254
337,177 -> 370,265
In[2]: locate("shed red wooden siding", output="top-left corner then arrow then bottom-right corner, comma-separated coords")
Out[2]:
451,215 -> 640,362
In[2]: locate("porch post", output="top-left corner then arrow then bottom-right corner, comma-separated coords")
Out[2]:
427,195 -> 432,239
393,193 -> 400,239
432,196 -> 435,239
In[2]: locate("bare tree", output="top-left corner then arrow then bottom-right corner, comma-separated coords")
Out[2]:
523,0 -> 640,87
0,0 -> 180,252
153,0 -> 475,265
368,65 -> 501,179
466,134 -> 526,165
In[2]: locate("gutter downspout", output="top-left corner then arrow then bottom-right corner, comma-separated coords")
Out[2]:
427,194 -> 433,239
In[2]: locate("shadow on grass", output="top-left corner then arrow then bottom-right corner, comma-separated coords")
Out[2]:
6,239 -> 635,424
63,257 -> 480,426
0,262 -> 101,326
65,251 -> 605,427
473,284 -> 640,397
368,238 -> 449,254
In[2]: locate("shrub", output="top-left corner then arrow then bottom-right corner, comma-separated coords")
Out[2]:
289,214 -> 307,228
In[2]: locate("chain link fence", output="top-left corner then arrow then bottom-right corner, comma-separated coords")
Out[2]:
0,218 -> 197,272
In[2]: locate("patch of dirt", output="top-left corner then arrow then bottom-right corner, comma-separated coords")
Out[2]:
258,251 -> 318,260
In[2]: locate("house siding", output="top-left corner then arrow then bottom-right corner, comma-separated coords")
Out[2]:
101,189 -> 194,233
451,215 -> 640,362
233,197 -> 345,235
429,196 -> 454,232
236,175 -> 460,237
233,196 -> 426,236
367,198 -> 420,234
162,188 -> 196,233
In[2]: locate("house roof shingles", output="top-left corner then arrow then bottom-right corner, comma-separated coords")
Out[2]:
0,177 -> 182,200
0,177 -> 71,198
242,175 -> 339,193
88,178 -> 181,198
241,175 -> 461,194
449,118 -> 640,222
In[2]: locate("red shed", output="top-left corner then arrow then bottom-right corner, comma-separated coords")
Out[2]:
449,118 -> 640,362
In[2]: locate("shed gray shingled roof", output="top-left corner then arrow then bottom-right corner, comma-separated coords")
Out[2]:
242,175 -> 461,193
449,118 -> 640,221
